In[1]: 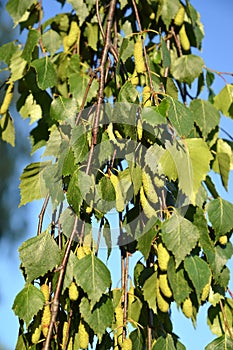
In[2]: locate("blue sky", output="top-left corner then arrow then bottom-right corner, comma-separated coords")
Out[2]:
0,1 -> 233,349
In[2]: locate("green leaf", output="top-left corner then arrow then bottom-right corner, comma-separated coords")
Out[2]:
19,93 -> 42,124
80,295 -> 114,341
167,257 -> 191,305
31,57 -> 57,90
0,42 -> 18,65
86,23 -> 98,51
137,227 -> 157,261
42,163 -> 65,210
67,0 -> 89,26
42,30 -> 62,56
66,170 -> 82,214
214,84 -> 233,118
205,335 -> 233,350
161,37 -> 171,68
22,29 -> 40,63
74,254 -> 111,308
60,208 -> 76,239
142,270 -> 157,313
207,198 -> 233,237
118,81 -> 139,103
207,299 -> 233,337
12,284 -> 44,327
159,0 -> 180,29
162,212 -> 200,267
0,111 -> 15,146
166,97 -> 194,136
9,51 -> 27,82
71,125 -> 89,163
190,99 -> 220,137
152,334 -> 176,350
141,106 -> 166,127
6,0 -> 35,26
212,139 -> 232,190
184,256 -> 211,301
50,96 -> 77,121
19,231 -> 61,282
63,250 -> 79,292
171,55 -> 204,85
19,162 -> 49,206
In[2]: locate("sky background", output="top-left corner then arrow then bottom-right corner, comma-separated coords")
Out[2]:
0,1 -> 233,349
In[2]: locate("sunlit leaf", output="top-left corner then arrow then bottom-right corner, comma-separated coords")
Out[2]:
207,198 -> 233,237
31,57 -> 57,90
12,284 -> 44,327
214,84 -> 233,118
171,55 -> 204,84
6,0 -> 35,26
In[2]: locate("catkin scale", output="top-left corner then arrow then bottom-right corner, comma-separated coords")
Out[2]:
78,321 -> 89,349
157,243 -> 170,271
140,186 -> 157,219
76,246 -> 86,259
0,81 -> 14,114
142,170 -> 158,203
156,281 -> 170,313
122,338 -> 133,350
201,276 -> 211,301
62,321 -> 68,349
31,325 -> 41,344
179,24 -> 190,51
41,305 -> 51,337
69,281 -> 79,301
174,6 -> 185,26
110,172 -> 125,212
40,284 -> 50,302
182,297 -> 192,318
159,273 -> 172,298
219,235 -> 228,245
134,40 -> 146,74
142,86 -> 151,107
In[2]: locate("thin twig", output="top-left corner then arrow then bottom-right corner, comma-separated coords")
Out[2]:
37,194 -> 50,235
123,252 -> 129,340
228,288 -> 233,299
171,25 -> 182,57
96,0 -> 105,39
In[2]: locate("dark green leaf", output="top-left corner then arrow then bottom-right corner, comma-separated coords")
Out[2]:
66,170 -> 82,214
74,254 -> 111,308
162,212 -> 200,267
137,227 -> 157,260
167,257 -> 191,305
190,99 -> 220,137
50,96 -> 77,121
152,334 -> 176,350
6,0 -> 35,26
166,97 -> 194,136
31,57 -> 57,90
71,125 -> 89,163
60,207 -> 76,239
42,29 -> 62,56
184,256 -> 211,300
80,295 -> 114,341
205,335 -> 233,350
161,37 -> 171,68
12,284 -> 44,327
142,270 -> 157,313
207,198 -> 233,237
22,29 -> 40,63
118,81 -> 139,103
171,55 -> 204,85
141,106 -> 166,126
19,231 -> 61,282
63,250 -> 79,292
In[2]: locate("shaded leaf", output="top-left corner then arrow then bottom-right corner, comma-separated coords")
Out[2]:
67,0 -> 89,26
12,284 -> 44,327
190,99 -> 220,137
167,257 -> 191,305
142,270 -> 157,313
42,29 -> 62,56
207,299 -> 233,337
184,256 -> 211,300
71,125 -> 89,163
212,139 -> 232,190
60,207 -> 76,239
161,37 -> 171,68
22,29 -> 40,63
19,231 -> 61,282
6,0 -> 35,26
152,333 -> 177,350
31,57 -> 57,90
118,81 -> 139,103
63,250 -> 79,292
159,0 -> 180,28
162,212 -> 199,267
166,97 -> 194,136
74,254 -> 111,308
80,295 -> 114,341
171,55 -> 204,85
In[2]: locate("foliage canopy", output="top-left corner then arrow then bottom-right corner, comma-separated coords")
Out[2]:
0,0 -> 233,349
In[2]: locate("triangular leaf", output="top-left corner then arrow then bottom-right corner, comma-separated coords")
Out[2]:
80,295 -> 114,341
12,284 -> 44,327
207,198 -> 233,237
31,57 -> 57,90
19,231 -> 61,282
171,55 -> 204,85
142,270 -> 157,313
166,97 -> 194,137
6,0 -> 35,26
205,334 -> 233,350
162,212 -> 199,267
74,254 -> 111,308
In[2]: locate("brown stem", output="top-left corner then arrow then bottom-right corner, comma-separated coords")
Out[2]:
37,194 -> 50,235
96,0 -> 105,39
171,25 -> 182,57
228,287 -> 233,299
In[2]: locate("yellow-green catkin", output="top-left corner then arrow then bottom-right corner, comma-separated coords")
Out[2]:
134,39 -> 146,74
